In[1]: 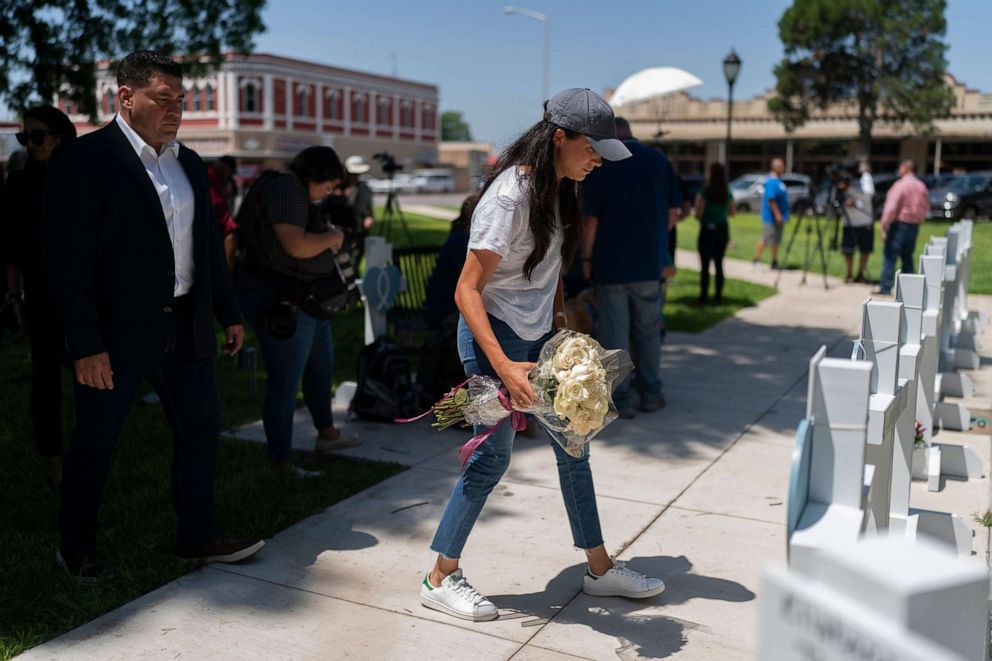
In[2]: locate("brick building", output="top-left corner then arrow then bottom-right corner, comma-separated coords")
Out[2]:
39,52 -> 440,174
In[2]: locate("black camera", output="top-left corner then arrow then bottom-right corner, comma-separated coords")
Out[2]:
264,300 -> 297,341
825,162 -> 857,185
373,151 -> 403,175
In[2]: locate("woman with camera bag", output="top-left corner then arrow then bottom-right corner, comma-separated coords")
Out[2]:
238,146 -> 360,476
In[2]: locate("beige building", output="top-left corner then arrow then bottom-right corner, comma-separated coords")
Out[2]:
616,75 -> 992,178
437,141 -> 494,191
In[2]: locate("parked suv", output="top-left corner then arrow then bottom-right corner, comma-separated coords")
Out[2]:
730,173 -> 813,214
928,172 -> 992,221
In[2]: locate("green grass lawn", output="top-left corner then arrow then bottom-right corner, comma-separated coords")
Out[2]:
676,213 -> 992,295
0,329 -> 404,660
664,269 -> 777,333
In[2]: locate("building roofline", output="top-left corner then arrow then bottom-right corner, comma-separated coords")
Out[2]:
225,52 -> 438,93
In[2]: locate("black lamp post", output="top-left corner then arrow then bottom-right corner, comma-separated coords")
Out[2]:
723,49 -> 741,172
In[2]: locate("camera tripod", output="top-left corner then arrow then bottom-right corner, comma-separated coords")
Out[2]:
378,179 -> 414,247
774,204 -> 837,290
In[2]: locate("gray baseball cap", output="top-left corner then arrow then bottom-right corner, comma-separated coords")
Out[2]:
543,88 -> 631,161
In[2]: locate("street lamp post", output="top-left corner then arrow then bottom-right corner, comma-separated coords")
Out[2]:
723,49 -> 741,173
504,6 -> 549,104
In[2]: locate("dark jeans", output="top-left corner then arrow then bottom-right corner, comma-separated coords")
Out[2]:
879,222 -> 921,294
698,224 -> 729,301
594,281 -> 664,408
239,281 -> 334,463
59,295 -> 220,554
24,290 -> 65,458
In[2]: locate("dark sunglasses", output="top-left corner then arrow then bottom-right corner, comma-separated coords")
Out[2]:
15,130 -> 56,147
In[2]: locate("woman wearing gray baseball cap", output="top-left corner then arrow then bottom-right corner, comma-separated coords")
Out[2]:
420,89 -> 665,622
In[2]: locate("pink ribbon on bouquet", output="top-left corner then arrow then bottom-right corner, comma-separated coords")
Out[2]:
394,379 -> 526,470
456,387 -> 526,469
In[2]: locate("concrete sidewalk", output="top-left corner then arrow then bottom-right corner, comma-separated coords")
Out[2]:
19,260 -> 991,660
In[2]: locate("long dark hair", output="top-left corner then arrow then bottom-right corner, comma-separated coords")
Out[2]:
471,121 -> 582,280
705,162 -> 729,206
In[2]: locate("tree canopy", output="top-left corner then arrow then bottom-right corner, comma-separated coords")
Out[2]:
768,0 -> 955,158
0,0 -> 266,119
441,111 -> 473,142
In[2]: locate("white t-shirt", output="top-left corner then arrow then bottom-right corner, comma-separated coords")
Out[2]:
468,167 -> 563,341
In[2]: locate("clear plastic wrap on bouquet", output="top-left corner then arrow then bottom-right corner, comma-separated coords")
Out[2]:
460,376 -> 516,428
421,330 -> 634,467
526,329 -> 634,458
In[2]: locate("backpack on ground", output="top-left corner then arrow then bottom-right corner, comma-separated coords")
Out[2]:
349,336 -> 418,421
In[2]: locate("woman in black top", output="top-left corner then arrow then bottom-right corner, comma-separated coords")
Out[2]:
238,146 -> 360,476
2,105 -> 77,485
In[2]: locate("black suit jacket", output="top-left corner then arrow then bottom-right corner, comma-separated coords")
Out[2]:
44,120 -> 241,373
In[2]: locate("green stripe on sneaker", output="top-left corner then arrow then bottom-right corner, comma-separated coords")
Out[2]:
423,574 -> 434,590
585,568 -> 599,580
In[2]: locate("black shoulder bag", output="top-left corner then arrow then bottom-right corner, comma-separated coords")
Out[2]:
246,173 -> 359,319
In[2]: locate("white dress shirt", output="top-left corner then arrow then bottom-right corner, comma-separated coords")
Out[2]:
115,113 -> 195,296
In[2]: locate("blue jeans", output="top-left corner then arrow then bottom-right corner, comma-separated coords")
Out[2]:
429,315 -> 605,558
879,222 -> 921,294
594,281 -> 663,408
240,283 -> 335,463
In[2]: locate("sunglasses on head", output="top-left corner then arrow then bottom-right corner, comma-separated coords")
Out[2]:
16,130 -> 56,146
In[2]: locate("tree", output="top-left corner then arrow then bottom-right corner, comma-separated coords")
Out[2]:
441,111 -> 472,142
768,0 -> 955,159
0,0 -> 266,120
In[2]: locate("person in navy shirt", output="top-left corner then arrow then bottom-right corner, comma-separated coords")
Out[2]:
582,117 -> 681,417
752,157 -> 789,269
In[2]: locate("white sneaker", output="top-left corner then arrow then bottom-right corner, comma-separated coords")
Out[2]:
420,568 -> 498,621
582,559 -> 665,599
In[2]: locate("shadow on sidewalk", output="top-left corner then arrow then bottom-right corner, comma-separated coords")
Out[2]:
489,555 -> 755,659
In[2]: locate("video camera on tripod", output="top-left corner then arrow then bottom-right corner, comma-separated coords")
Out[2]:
371,152 -> 412,244
373,152 -> 403,177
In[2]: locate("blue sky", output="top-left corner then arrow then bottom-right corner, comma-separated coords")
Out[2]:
257,0 -> 990,147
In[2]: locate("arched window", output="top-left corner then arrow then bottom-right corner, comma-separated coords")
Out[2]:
296,86 -> 311,117
325,90 -> 338,120
353,93 -> 366,123
377,96 -> 390,125
401,100 -> 412,128
206,85 -> 216,111
244,83 -> 257,113
192,86 -> 202,112
106,89 -> 117,114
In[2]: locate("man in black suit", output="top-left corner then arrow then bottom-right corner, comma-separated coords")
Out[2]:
45,51 -> 264,580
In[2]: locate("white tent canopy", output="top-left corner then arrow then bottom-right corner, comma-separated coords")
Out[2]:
609,67 -> 704,108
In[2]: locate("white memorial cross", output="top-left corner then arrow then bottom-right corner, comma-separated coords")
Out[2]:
891,273 -> 925,519
948,221 -> 981,370
760,536 -> 989,661
925,238 -> 973,431
856,300 -> 908,534
916,253 -> 945,445
788,347 -> 873,569
359,236 -> 404,345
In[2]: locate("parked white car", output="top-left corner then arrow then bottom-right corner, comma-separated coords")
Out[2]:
411,169 -> 455,193
731,173 -> 813,214
367,174 -> 419,194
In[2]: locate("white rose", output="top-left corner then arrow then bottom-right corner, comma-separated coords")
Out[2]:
552,337 -> 594,372
554,387 -> 580,420
560,378 -> 589,402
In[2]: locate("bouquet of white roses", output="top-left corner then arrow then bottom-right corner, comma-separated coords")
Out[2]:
426,330 -> 633,466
